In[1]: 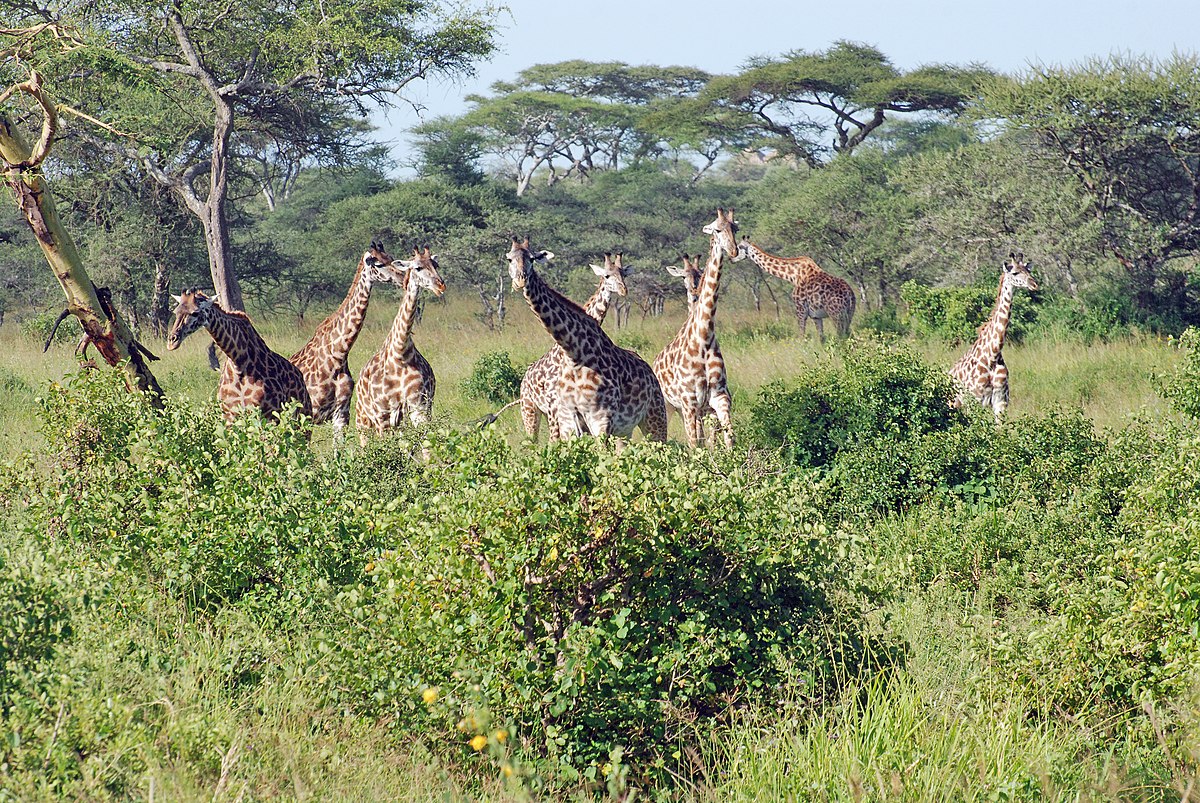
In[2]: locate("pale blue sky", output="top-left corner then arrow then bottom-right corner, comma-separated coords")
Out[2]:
371,0 -> 1200,169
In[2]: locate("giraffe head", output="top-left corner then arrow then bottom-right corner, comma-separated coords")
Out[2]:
360,240 -> 407,286
701,208 -> 739,259
393,245 -> 447,297
166,288 -> 215,351
1004,252 -> 1039,291
731,235 -> 752,263
590,252 -> 632,297
665,254 -> 704,309
506,236 -> 555,291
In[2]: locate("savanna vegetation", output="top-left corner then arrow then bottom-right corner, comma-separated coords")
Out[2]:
3,5 -> 1200,799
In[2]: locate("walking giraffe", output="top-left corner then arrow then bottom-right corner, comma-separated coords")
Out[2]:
520,252 -> 632,441
167,289 -> 311,421
355,246 -> 447,441
653,209 -> 738,447
289,242 -> 405,436
949,253 -> 1038,419
733,236 -> 855,341
505,237 -> 667,441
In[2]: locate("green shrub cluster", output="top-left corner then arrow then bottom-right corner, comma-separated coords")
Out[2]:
19,311 -> 82,347
900,280 -> 1035,344
461,350 -> 524,406
320,435 -> 885,785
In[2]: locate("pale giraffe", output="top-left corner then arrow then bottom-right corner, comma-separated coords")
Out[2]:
653,209 -> 738,448
733,236 -> 856,341
354,246 -> 447,441
665,254 -> 704,313
520,253 -> 632,441
167,289 -> 312,421
289,241 -> 405,435
949,252 -> 1038,419
505,237 -> 667,441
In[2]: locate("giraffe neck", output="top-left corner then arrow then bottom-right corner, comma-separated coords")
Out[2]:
205,306 -> 267,368
581,282 -> 615,323
686,237 -> 725,345
310,259 -> 373,362
977,275 -> 1016,357
522,268 -> 608,365
381,273 -> 422,363
744,240 -> 811,285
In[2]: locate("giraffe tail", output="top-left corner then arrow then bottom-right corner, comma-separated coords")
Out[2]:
473,398 -> 523,429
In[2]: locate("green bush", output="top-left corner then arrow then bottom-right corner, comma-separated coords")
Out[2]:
319,434 -> 885,786
1159,327 -> 1200,418
461,350 -> 523,406
901,280 -> 1035,345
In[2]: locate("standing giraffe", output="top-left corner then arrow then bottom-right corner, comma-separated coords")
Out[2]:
520,252 -> 632,441
949,253 -> 1039,419
653,209 -> 738,448
665,254 -> 704,313
355,246 -> 447,440
506,237 -> 667,441
289,242 -> 405,436
167,289 -> 312,421
733,236 -> 855,341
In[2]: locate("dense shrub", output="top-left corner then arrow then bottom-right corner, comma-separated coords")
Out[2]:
23,371 -> 388,613
1160,327 -> 1200,418
461,350 -> 523,406
900,280 -> 1036,345
319,433 -> 886,786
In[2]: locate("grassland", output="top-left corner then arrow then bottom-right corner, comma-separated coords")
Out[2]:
0,287 -> 1192,801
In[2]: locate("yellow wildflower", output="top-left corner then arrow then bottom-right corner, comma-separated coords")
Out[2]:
502,763 -> 514,777
493,729 -> 507,744
422,686 -> 439,704
469,734 -> 488,751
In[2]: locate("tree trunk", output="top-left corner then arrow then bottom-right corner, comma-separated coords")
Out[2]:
0,78 -> 163,403
203,101 -> 244,312
151,260 -> 171,338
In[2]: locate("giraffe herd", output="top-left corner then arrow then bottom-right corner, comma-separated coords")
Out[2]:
166,212 -> 1038,443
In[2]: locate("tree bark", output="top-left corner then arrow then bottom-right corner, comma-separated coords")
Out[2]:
0,74 -> 163,402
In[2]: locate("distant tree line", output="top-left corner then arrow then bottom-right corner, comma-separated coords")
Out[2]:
2,16 -> 1199,336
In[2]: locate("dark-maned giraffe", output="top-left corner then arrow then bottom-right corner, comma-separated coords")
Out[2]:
949,252 -> 1038,419
519,252 -> 632,441
354,246 -> 447,441
167,289 -> 312,421
505,237 -> 666,442
733,236 -> 855,341
653,209 -> 738,447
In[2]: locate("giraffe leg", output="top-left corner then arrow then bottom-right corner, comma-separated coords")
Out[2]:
815,316 -> 826,344
520,396 -> 541,440
709,391 -> 735,449
332,368 -> 354,441
990,362 -> 1009,420
639,395 -> 668,443
680,408 -> 702,448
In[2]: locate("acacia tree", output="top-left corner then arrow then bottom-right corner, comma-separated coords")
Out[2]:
983,54 -> 1200,311
462,61 -> 710,194
3,1 -> 499,310
701,40 -> 991,167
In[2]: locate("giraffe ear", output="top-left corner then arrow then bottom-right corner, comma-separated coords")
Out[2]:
666,266 -> 685,277
590,263 -> 607,276
620,266 -> 634,277
170,293 -> 182,305
534,250 -> 554,263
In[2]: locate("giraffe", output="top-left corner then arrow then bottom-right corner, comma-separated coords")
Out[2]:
519,252 -> 632,441
665,254 -> 704,313
653,209 -> 738,448
733,236 -> 856,341
354,246 -> 447,441
949,252 -> 1039,419
166,289 -> 312,421
289,241 -> 405,436
505,237 -> 667,442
